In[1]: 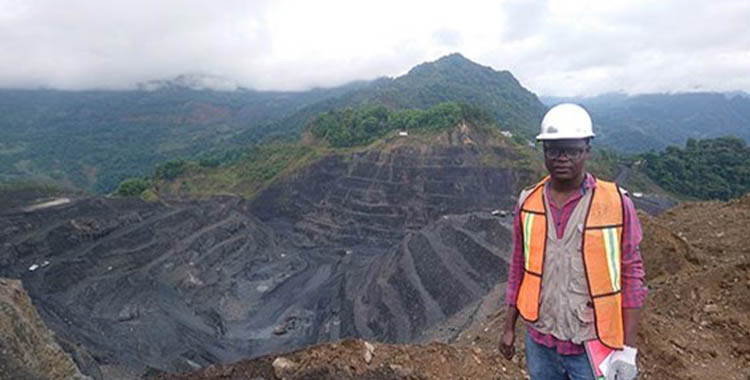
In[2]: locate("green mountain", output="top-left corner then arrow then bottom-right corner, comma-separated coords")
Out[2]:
0,81 -> 369,192
542,92 -> 750,153
258,53 -> 546,141
1,54 -> 545,194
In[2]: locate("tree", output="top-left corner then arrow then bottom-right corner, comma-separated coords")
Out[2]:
155,159 -> 187,180
114,178 -> 150,197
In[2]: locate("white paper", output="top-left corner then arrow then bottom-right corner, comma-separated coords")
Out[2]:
598,351 -> 615,376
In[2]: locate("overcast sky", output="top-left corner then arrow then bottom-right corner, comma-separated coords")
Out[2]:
1,0 -> 749,96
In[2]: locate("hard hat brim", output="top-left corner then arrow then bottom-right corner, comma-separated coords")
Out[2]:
536,132 -> 595,141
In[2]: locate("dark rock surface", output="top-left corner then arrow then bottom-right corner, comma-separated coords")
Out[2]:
353,213 -> 512,342
0,131 -> 530,377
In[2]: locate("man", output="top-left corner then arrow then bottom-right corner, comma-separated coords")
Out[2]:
499,103 -> 647,380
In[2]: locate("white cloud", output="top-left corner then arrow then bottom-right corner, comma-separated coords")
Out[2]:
0,0 -> 748,95
432,29 -> 463,49
490,0 -> 750,95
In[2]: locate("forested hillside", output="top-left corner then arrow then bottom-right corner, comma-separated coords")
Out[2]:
640,137 -> 750,200
0,82 -> 368,192
307,103 -> 497,148
0,54 -> 545,194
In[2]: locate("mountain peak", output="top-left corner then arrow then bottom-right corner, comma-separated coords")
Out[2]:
405,53 -> 496,78
378,53 -> 544,139
435,52 -> 471,63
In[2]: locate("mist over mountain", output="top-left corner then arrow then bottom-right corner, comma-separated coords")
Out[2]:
137,74 -> 243,92
542,92 -> 750,153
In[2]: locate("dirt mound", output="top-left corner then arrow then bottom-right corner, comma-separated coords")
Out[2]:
161,195 -> 750,380
0,278 -> 86,380
635,196 -> 750,380
162,339 -> 526,380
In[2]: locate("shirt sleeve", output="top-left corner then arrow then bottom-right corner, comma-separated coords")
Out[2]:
621,195 -> 648,308
505,202 -> 524,307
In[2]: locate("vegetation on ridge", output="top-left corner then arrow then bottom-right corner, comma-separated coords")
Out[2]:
640,137 -> 750,200
145,143 -> 322,199
308,102 -> 495,148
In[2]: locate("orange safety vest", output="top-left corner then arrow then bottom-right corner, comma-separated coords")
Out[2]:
515,176 -> 625,349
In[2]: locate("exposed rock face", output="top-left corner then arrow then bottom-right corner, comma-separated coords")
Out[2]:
248,130 -> 526,343
0,128 -> 531,376
1,196 -> 281,376
0,278 -> 86,380
251,132 -> 530,248
352,213 -> 512,342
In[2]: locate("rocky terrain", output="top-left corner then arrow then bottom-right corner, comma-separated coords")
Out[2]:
0,277 -> 86,380
0,125 -> 533,378
162,195 -> 750,380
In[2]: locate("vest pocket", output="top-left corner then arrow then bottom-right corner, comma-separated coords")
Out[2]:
576,301 -> 595,323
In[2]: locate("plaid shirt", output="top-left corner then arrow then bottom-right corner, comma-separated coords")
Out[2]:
505,173 -> 647,355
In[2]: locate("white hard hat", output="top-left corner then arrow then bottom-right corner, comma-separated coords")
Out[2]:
537,103 -> 595,140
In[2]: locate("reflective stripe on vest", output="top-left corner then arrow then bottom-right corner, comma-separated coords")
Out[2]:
515,177 -> 625,349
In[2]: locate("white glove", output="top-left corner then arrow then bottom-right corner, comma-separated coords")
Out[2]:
605,346 -> 638,380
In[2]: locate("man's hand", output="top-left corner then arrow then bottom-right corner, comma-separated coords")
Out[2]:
606,346 -> 638,380
498,326 -> 516,360
499,306 -> 519,360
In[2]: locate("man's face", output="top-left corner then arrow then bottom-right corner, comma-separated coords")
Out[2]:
542,139 -> 590,182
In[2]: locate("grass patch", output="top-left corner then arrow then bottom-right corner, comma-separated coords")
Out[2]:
154,143 -> 327,199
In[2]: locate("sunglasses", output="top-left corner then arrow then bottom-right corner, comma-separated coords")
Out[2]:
543,146 -> 587,160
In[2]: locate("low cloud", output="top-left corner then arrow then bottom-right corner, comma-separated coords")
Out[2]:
0,0 -> 748,95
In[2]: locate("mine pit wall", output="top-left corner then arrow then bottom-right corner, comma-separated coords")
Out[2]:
350,212 -> 513,343
250,144 -> 525,342
250,145 -> 531,246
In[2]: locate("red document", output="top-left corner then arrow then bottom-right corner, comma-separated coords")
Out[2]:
585,339 -> 614,379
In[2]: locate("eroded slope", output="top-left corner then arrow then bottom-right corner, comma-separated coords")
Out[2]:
0,277 -> 86,380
